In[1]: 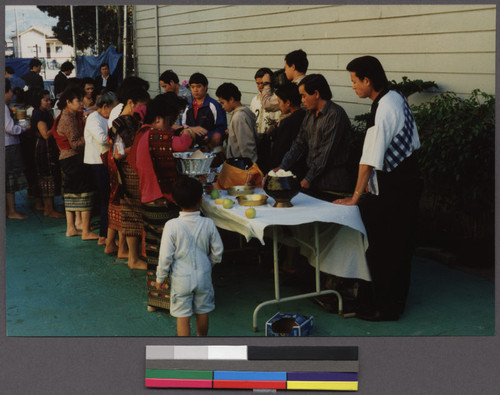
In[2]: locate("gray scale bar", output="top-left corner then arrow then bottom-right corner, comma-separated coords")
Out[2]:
145,359 -> 359,373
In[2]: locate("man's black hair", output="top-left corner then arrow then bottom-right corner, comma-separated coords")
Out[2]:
5,66 -> 15,75
5,78 -> 11,93
189,72 -> 208,87
275,82 -> 302,107
159,69 -> 179,84
298,74 -> 332,101
346,56 -> 389,92
29,58 -> 42,70
144,92 -> 187,125
284,49 -> 308,74
100,62 -> 109,69
60,61 -> 75,72
215,82 -> 241,102
172,175 -> 203,210
254,67 -> 273,80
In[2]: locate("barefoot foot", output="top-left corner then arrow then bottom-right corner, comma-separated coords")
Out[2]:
118,249 -> 129,259
44,210 -> 65,219
7,212 -> 29,220
104,244 -> 119,255
97,236 -> 107,246
66,229 -> 83,237
82,232 -> 100,241
128,258 -> 147,270
147,305 -> 157,312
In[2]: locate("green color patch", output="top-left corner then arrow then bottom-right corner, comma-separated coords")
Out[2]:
146,369 -> 213,380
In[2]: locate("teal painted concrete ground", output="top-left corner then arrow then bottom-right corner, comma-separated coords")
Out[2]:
5,191 -> 494,337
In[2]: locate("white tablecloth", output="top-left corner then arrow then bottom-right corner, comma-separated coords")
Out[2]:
201,189 -> 371,281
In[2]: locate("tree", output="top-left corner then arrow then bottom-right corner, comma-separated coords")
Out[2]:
37,6 -> 129,53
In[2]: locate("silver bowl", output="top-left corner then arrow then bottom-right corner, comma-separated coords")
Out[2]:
173,152 -> 216,176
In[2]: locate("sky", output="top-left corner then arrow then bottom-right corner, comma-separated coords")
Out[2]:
5,5 -> 58,40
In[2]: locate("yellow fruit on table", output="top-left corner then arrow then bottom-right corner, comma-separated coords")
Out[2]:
215,198 -> 224,204
222,199 -> 234,209
210,189 -> 220,199
245,207 -> 256,219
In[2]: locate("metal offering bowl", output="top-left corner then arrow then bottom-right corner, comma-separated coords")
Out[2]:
236,194 -> 268,206
228,185 -> 255,196
173,152 -> 216,176
263,175 -> 300,207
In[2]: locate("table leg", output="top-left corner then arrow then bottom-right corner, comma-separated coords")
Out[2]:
252,223 -> 343,332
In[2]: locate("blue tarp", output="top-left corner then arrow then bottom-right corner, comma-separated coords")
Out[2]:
76,45 -> 123,83
5,58 -> 32,80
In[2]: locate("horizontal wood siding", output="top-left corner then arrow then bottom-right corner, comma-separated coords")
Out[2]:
134,4 -> 495,118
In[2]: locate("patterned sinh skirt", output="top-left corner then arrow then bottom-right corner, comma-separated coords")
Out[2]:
60,153 -> 95,211
35,137 -> 62,198
108,202 -> 122,232
142,197 -> 180,311
5,144 -> 28,194
119,161 -> 143,237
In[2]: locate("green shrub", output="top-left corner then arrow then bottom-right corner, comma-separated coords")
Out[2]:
412,89 -> 495,221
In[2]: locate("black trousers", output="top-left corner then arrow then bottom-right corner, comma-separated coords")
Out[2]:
357,154 -> 421,316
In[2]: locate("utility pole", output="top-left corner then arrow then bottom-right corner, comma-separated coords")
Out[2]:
15,8 -> 21,57
70,5 -> 77,75
123,5 -> 127,79
95,6 -> 99,56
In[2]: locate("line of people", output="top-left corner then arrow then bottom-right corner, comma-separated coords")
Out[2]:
5,49 -> 421,325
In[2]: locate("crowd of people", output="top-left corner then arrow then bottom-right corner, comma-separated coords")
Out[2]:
5,49 -> 421,334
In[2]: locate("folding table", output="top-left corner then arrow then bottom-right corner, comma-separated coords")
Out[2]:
201,189 -> 370,331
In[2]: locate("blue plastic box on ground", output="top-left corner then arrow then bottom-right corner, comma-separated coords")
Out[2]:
265,312 -> 314,336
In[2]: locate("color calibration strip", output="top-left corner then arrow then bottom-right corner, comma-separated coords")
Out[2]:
145,345 -> 359,391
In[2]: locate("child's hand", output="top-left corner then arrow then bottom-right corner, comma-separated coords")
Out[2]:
154,281 -> 163,291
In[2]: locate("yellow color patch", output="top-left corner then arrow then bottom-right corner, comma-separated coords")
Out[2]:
287,381 -> 358,391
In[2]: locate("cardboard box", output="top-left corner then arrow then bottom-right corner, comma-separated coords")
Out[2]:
265,312 -> 314,336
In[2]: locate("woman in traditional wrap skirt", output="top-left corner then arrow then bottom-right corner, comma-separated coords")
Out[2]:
31,89 -> 64,218
133,92 -> 194,311
108,86 -> 150,270
53,87 -> 98,240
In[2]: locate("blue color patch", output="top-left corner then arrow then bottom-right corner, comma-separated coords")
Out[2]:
213,371 -> 286,381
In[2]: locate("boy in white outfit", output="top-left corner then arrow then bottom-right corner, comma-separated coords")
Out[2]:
155,176 -> 223,336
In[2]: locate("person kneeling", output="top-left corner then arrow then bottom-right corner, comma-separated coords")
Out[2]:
155,176 -> 223,336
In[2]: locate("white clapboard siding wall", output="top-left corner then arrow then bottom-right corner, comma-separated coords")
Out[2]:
134,4 -> 495,119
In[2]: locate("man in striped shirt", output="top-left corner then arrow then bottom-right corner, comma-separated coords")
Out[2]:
278,74 -> 354,201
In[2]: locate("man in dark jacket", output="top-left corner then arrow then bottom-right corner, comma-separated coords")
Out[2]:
94,63 -> 118,93
21,58 -> 44,91
54,61 -> 74,98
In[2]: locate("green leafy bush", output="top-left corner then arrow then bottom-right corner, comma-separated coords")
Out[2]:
412,90 -> 495,241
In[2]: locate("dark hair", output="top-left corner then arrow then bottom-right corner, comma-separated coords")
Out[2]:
254,67 -> 273,80
172,175 -> 203,210
272,68 -> 288,90
215,82 -> 241,102
60,61 -> 74,72
159,69 -> 179,85
275,82 -> 302,107
13,87 -> 26,103
189,72 -> 208,87
32,89 -> 51,109
298,74 -> 332,101
66,77 -> 84,90
100,63 -> 109,69
29,58 -> 42,69
5,78 -> 11,93
346,56 -> 388,92
284,49 -> 308,74
82,77 -> 95,87
120,86 -> 150,105
144,92 -> 187,125
5,66 -> 15,75
57,87 -> 84,110
116,76 -> 150,103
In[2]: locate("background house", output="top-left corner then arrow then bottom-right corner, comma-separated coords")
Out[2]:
10,26 -> 74,79
133,4 -> 495,119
